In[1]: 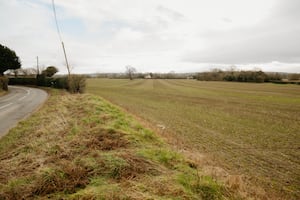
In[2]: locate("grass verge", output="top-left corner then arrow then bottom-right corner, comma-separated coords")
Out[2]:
0,90 -> 236,199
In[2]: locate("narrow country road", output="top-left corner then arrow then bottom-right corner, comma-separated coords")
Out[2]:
0,86 -> 48,138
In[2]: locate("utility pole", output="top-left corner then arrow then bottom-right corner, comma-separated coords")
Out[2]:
52,0 -> 71,78
61,42 -> 71,77
36,56 -> 39,75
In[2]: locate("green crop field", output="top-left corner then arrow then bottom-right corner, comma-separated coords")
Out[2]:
87,79 -> 300,199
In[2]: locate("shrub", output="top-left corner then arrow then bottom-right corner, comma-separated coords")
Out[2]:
52,77 -> 68,89
0,76 -> 8,91
37,74 -> 47,86
7,74 -> 86,94
8,77 -> 36,86
37,75 -> 68,89
67,75 -> 86,94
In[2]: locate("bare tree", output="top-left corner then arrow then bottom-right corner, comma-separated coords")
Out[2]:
6,68 -> 38,77
12,69 -> 19,77
27,68 -> 38,75
21,68 -> 38,76
125,65 -> 137,80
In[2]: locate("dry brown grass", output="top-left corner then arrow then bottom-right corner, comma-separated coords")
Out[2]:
33,161 -> 89,195
83,128 -> 129,151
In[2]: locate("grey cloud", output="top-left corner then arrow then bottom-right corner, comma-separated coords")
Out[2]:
273,0 -> 300,20
185,28 -> 300,63
184,0 -> 300,64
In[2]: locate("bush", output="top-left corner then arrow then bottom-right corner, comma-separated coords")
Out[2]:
67,75 -> 86,93
7,74 -> 86,94
52,77 -> 68,89
37,75 -> 68,89
37,74 -> 47,87
8,77 -> 36,86
37,74 -> 85,93
0,76 -> 8,91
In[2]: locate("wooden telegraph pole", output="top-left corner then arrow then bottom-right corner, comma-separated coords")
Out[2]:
36,56 -> 39,75
52,0 -> 71,78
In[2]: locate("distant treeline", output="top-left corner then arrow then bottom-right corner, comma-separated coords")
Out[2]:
90,70 -> 300,83
196,69 -> 300,83
90,72 -> 195,79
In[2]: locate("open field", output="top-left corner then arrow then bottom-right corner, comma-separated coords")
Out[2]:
87,79 -> 300,199
0,90 -> 233,199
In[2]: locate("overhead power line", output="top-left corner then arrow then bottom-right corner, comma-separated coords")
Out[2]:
51,0 -> 62,42
51,0 -> 71,76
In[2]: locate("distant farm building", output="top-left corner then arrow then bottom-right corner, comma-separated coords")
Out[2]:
144,74 -> 152,79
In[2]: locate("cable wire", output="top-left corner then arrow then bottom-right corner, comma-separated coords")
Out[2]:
51,0 -> 71,76
51,0 -> 63,42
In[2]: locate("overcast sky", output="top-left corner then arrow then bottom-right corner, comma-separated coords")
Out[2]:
1,0 -> 299,74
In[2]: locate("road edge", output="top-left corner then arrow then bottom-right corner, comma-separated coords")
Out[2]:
0,86 -> 49,138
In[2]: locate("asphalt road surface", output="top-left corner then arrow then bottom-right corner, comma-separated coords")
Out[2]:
0,86 -> 48,138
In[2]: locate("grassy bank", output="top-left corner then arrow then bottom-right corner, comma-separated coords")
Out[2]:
87,79 -> 300,199
0,90 -> 233,199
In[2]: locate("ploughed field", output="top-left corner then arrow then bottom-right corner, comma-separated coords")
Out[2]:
87,79 -> 300,198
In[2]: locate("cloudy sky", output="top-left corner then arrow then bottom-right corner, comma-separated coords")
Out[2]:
1,0 -> 299,74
